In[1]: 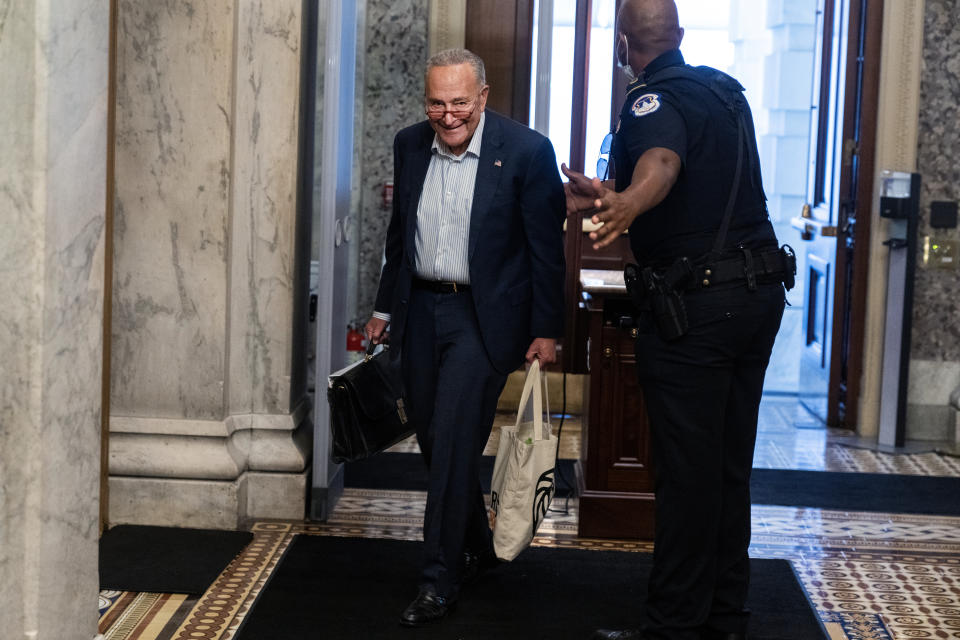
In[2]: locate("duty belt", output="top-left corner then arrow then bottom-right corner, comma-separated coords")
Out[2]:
689,247 -> 795,291
633,245 -> 796,295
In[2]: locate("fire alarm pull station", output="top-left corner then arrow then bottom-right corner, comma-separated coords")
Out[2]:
382,181 -> 394,209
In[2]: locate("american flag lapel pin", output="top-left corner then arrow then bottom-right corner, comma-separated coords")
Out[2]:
494,159 -> 502,167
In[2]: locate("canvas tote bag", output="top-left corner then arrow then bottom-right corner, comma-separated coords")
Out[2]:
489,359 -> 558,561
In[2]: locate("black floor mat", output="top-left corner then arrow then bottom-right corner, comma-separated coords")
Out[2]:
345,451 -> 577,494
235,535 -> 827,640
99,524 -> 253,595
349,452 -> 960,516
750,468 -> 960,516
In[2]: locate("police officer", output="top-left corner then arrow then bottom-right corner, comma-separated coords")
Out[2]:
563,1 -> 793,639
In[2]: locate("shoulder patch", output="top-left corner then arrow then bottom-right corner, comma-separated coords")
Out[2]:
631,93 -> 661,118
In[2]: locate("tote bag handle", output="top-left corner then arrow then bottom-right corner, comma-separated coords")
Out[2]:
514,359 -> 551,441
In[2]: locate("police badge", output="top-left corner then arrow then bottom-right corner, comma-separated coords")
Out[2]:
631,93 -> 661,117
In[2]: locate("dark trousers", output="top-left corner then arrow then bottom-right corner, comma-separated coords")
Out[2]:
634,282 -> 785,640
402,288 -> 509,602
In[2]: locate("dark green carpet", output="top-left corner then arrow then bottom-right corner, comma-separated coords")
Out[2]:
234,535 -> 826,640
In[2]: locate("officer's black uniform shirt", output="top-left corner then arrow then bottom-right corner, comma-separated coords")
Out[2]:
611,49 -> 777,266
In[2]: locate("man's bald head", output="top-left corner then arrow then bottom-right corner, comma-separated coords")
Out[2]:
617,0 -> 684,71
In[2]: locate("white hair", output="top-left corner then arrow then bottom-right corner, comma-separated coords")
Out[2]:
425,48 -> 487,88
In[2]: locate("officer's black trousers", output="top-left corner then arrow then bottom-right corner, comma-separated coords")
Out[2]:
634,282 -> 785,640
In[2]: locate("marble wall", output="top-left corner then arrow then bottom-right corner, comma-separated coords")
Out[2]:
356,0 -> 431,321
110,0 -> 311,527
906,0 -> 960,439
913,0 -> 960,361
113,0 -> 304,419
112,0 -> 234,420
0,1 -> 108,637
229,0 -> 304,416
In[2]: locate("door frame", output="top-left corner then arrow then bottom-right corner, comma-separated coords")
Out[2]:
826,0 -> 884,428
101,0 -> 119,534
309,0 -> 359,520
857,0 -> 926,436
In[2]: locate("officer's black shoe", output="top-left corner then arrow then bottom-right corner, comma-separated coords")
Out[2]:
703,634 -> 746,640
399,587 -> 453,626
462,548 -> 500,585
590,630 -> 645,639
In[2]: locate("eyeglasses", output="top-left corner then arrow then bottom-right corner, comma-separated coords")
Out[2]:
425,96 -> 479,121
596,132 -> 613,180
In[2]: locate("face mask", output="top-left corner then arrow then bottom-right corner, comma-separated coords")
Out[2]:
616,33 -> 637,82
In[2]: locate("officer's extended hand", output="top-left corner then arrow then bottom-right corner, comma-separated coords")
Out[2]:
588,186 -> 635,249
588,147 -> 682,249
561,163 -> 603,216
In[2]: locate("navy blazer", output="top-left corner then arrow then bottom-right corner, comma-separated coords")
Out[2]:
374,110 -> 566,374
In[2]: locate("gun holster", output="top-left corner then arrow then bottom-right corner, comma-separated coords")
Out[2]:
781,244 -> 797,291
624,261 -> 690,342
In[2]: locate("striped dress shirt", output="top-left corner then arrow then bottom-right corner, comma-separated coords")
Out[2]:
414,112 -> 485,283
373,114 -> 485,323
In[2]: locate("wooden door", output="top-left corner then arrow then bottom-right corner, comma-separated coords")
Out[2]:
795,0 -> 882,427
828,0 -> 883,429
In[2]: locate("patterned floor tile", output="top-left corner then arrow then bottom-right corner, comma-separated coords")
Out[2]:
820,612 -> 892,640
753,397 -> 960,478
98,592 -> 189,640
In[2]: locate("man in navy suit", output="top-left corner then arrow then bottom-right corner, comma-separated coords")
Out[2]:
364,48 -> 566,626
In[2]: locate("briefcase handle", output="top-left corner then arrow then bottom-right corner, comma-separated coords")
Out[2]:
364,340 -> 384,361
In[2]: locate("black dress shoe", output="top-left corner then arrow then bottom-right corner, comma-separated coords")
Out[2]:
703,634 -> 746,640
463,548 -> 500,584
590,630 -> 645,640
399,588 -> 452,626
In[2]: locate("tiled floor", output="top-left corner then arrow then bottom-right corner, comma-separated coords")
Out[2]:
99,395 -> 960,640
753,396 -> 960,476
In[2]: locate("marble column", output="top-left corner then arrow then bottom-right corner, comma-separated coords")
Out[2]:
0,1 -> 109,638
905,0 -> 960,440
109,0 -> 310,529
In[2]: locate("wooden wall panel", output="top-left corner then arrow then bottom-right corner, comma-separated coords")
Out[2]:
465,0 -> 534,123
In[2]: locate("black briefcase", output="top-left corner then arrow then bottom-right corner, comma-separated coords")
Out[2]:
327,343 -> 413,463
